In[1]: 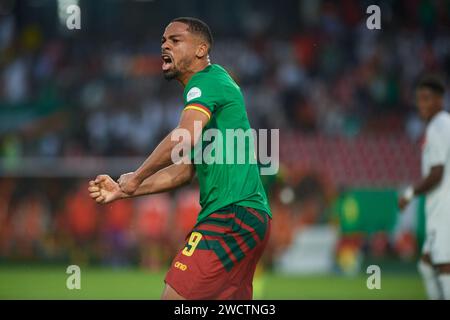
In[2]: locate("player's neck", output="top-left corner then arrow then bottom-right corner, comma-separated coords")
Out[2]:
178,60 -> 211,87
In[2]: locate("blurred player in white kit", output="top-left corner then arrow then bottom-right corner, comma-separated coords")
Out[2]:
399,75 -> 450,300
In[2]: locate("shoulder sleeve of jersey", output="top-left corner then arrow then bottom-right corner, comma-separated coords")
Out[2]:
426,124 -> 447,167
183,74 -> 221,119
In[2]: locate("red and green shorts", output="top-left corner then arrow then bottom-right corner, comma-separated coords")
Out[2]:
165,204 -> 271,300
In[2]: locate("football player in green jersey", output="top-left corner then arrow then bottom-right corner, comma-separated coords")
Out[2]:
88,17 -> 271,300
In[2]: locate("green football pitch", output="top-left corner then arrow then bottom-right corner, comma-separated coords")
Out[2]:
0,265 -> 426,299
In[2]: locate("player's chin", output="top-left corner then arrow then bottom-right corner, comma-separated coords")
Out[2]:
163,69 -> 178,81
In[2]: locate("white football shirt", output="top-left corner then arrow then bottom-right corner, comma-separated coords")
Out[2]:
422,110 -> 450,225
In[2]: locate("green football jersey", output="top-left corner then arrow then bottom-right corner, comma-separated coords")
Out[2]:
182,64 -> 272,222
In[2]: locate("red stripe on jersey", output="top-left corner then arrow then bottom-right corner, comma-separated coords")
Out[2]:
185,103 -> 212,117
196,223 -> 230,234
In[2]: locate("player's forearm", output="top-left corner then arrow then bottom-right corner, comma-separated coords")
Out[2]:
127,163 -> 194,198
413,166 -> 444,196
134,130 -> 189,183
133,110 -> 207,185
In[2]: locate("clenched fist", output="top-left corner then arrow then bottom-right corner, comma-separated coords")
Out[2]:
117,172 -> 142,194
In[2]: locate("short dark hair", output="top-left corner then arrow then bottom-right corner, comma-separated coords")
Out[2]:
171,17 -> 213,52
417,74 -> 446,96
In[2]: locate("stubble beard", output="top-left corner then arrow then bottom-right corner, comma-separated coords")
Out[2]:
163,69 -> 180,81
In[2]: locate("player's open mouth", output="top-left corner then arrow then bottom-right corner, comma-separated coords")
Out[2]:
161,54 -> 173,71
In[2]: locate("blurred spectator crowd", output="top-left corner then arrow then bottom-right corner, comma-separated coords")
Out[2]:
1,0 -> 449,159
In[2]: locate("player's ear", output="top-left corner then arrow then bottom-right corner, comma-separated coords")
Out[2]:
195,42 -> 208,59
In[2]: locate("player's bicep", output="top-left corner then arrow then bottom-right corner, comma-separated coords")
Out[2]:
178,107 -> 210,145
